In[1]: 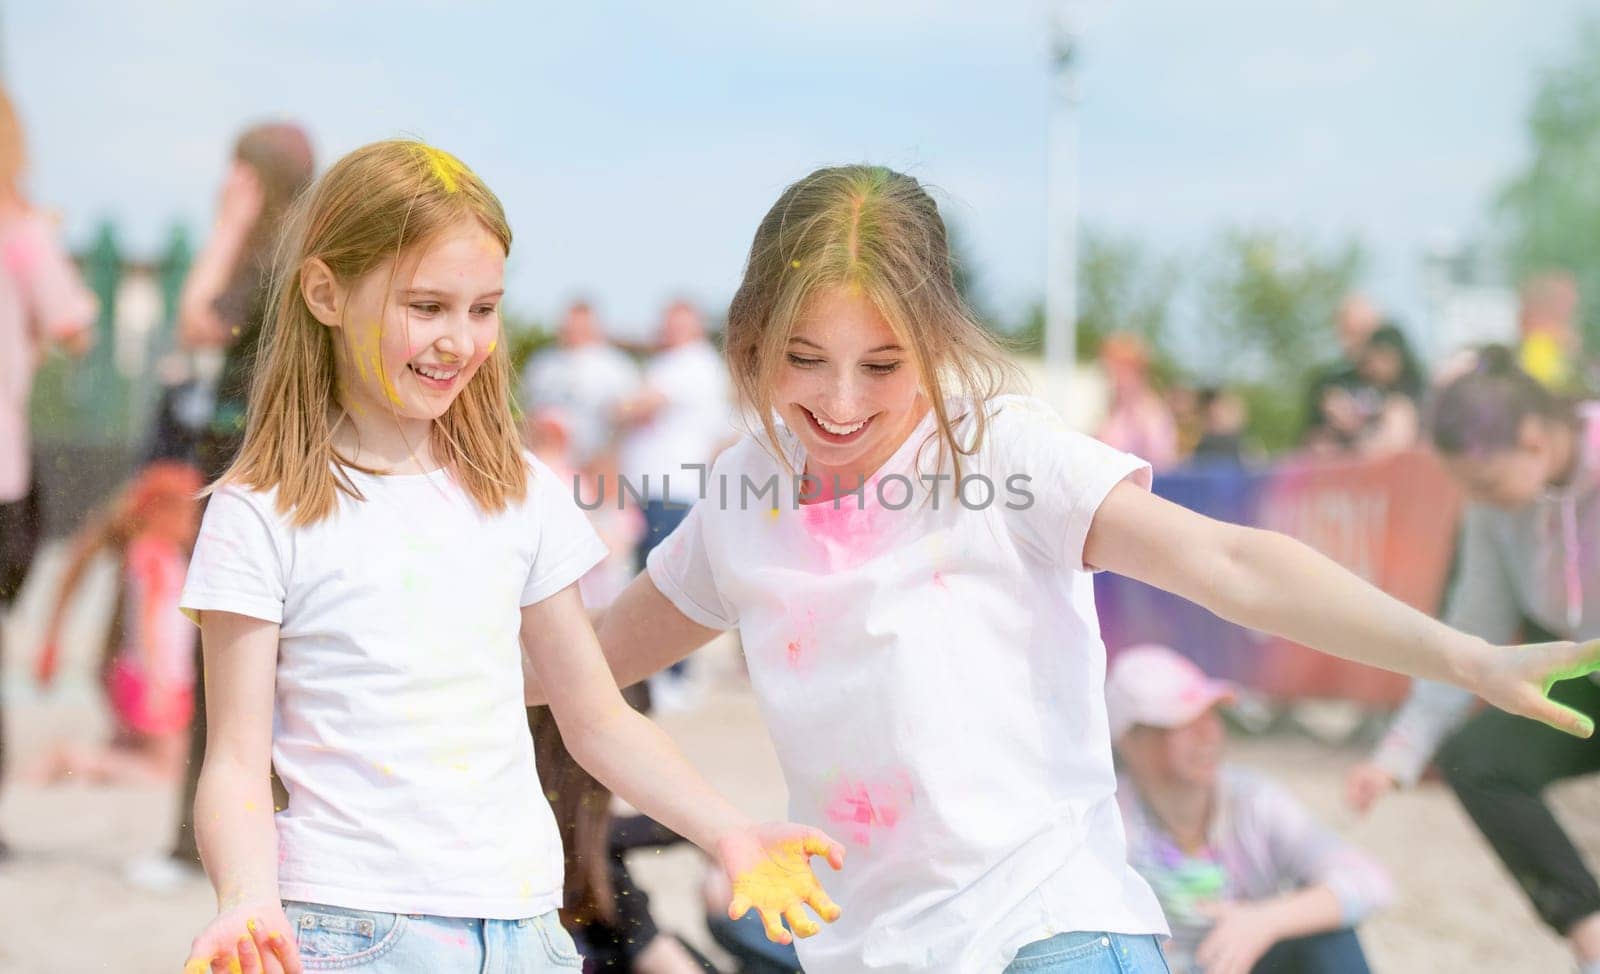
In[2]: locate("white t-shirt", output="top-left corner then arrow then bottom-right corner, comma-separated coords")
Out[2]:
180,456 -> 606,919
647,395 -> 1169,973
618,341 -> 734,504
519,342 -> 640,465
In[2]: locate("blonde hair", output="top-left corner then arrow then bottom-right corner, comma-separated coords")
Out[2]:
0,88 -> 27,196
221,139 -> 525,525
725,165 -> 1015,480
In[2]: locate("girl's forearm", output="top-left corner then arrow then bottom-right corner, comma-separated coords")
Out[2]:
193,757 -> 282,909
593,575 -> 720,691
563,702 -> 750,853
1259,885 -> 1344,942
1206,526 -> 1488,687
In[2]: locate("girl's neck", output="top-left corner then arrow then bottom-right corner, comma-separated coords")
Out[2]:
331,405 -> 441,475
801,398 -> 931,500
803,458 -> 875,502
1135,774 -> 1214,852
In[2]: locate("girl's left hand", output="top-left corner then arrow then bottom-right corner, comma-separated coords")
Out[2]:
714,823 -> 845,945
1193,901 -> 1279,974
1474,640 -> 1600,737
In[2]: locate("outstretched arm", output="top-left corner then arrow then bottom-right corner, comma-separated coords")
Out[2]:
1085,482 -> 1600,737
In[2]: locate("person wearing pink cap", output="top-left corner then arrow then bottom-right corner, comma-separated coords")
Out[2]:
1109,645 -> 1393,974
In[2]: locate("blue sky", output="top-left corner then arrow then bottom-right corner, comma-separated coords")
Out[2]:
12,0 -> 1598,342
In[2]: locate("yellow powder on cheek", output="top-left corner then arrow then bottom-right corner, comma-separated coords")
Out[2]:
377,361 -> 404,406
345,320 -> 383,383
348,321 -> 404,406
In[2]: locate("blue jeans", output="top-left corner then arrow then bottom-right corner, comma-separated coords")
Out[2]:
634,499 -> 692,571
282,901 -> 581,972
1250,928 -> 1371,974
706,911 -> 801,974
1005,931 -> 1172,973
637,499 -> 693,676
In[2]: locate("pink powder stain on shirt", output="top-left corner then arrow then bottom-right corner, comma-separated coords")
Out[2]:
822,772 -> 914,848
800,485 -> 882,572
784,608 -> 819,672
932,570 -> 948,590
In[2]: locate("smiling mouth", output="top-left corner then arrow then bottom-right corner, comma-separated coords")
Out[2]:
408,363 -> 460,389
804,407 -> 874,443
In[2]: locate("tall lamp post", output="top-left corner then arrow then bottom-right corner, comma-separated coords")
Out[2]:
1044,3 -> 1081,374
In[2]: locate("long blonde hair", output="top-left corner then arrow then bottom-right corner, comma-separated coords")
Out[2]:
221,140 -> 525,524
0,88 -> 27,198
725,165 -> 1015,479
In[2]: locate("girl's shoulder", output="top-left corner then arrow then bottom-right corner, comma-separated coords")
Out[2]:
514,450 -> 566,508
205,478 -> 293,533
967,394 -> 1098,463
713,425 -> 794,478
979,394 -> 1076,433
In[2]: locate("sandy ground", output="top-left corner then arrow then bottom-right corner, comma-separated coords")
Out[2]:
2,543 -> 1598,973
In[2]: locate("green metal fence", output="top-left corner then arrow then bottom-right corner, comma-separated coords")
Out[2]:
27,220 -> 191,533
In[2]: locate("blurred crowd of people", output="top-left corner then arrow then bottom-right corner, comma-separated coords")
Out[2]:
1093,269 -> 1600,477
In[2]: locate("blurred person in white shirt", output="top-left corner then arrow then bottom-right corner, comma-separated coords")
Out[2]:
616,301 -> 735,710
519,299 -> 640,470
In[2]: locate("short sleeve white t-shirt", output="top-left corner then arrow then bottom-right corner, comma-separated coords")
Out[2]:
648,395 -> 1168,974
180,455 -> 606,919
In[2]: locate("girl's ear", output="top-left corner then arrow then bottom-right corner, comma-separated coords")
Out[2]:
301,257 -> 343,328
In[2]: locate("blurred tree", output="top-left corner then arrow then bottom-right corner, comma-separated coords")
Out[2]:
1014,228 -> 1180,366
1076,228 -> 1180,363
503,312 -> 552,377
1496,18 -> 1600,347
1198,228 -> 1365,450
945,217 -> 993,329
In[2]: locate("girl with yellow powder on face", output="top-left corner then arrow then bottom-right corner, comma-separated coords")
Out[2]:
564,165 -> 1600,974
178,141 -> 843,974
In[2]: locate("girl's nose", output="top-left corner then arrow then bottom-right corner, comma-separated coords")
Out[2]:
819,374 -> 862,421
434,313 -> 474,361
